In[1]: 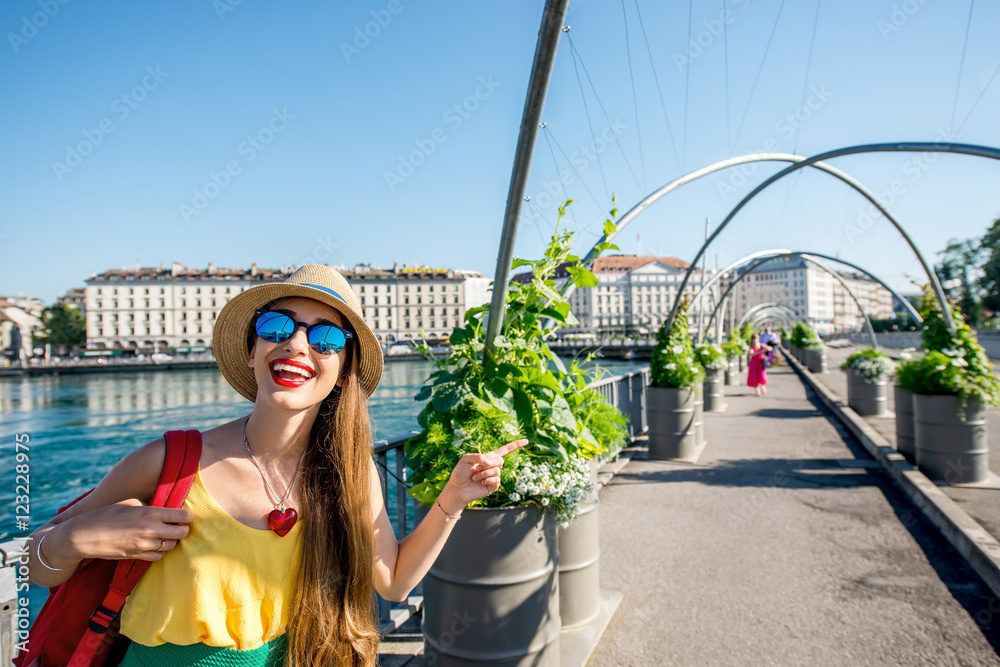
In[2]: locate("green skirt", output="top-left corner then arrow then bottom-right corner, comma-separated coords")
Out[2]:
117,635 -> 287,667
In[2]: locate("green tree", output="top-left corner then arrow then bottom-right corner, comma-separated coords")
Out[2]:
979,217 -> 1000,318
936,238 -> 983,326
34,304 -> 86,352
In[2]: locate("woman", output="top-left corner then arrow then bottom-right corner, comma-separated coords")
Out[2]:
746,332 -> 772,397
27,265 -> 525,666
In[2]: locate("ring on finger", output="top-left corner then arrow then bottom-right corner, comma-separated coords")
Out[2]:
157,538 -> 167,552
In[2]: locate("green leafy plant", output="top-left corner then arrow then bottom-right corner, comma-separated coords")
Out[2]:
571,386 -> 630,460
896,288 -> 1000,410
779,325 -> 790,342
694,343 -> 728,371
841,348 -> 895,382
721,337 -> 746,359
651,300 -> 705,388
404,200 -> 629,523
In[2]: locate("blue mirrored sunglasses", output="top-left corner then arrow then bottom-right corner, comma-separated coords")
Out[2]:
254,311 -> 353,355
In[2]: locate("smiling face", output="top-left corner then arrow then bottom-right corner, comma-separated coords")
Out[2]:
246,297 -> 353,412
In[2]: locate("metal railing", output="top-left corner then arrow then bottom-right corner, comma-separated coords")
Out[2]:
0,368 -> 652,656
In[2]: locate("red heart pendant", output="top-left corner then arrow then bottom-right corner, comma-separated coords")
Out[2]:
267,508 -> 298,537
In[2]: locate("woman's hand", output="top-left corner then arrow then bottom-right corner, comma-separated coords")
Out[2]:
47,498 -> 193,566
438,439 -> 529,514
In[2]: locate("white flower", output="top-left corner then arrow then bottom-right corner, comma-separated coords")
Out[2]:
672,345 -> 684,354
665,362 -> 676,370
935,365 -> 947,371
540,497 -> 550,506
510,492 -> 521,502
952,358 -> 968,367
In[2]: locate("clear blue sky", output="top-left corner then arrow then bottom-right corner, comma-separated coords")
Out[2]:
2,0 -> 999,303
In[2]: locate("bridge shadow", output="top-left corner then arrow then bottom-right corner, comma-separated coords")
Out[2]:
613,457 -> 877,490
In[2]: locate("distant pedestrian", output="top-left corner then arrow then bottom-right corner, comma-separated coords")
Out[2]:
747,333 -> 772,396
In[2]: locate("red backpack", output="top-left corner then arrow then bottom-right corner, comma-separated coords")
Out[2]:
15,430 -> 202,667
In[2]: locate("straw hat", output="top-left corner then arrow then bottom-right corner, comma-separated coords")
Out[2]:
213,264 -> 383,400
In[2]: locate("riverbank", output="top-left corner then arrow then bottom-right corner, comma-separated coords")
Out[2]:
0,351 -> 451,377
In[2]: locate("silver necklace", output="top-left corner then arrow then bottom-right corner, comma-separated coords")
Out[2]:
242,417 -> 308,536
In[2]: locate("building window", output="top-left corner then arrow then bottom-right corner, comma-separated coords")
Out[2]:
417,286 -> 421,292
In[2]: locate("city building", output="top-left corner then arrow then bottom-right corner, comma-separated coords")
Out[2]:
514,255 -> 713,337
731,256 -> 898,334
0,296 -> 45,364
83,262 -> 491,353
58,287 -> 86,314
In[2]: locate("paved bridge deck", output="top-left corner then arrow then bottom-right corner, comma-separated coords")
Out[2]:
380,359 -> 1000,665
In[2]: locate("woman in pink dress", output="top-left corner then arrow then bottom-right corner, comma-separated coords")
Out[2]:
746,332 -> 772,396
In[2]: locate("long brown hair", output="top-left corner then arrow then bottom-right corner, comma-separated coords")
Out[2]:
285,345 -> 379,665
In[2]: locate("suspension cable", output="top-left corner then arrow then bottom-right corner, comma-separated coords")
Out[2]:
544,125 -> 606,210
566,34 -> 644,191
682,0 -> 693,169
621,0 -> 647,192
732,0 -> 787,150
540,123 -> 568,204
633,0 -> 683,173
793,0 -> 822,156
567,29 -> 612,204
957,61 -> 1000,136
949,0 -> 976,134
723,0 -> 731,155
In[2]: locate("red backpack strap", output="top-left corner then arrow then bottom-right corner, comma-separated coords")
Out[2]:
68,430 -> 202,666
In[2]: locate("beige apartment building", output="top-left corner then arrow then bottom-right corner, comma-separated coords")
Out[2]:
84,262 -> 490,353
539,256 -> 712,337
732,256 -> 897,334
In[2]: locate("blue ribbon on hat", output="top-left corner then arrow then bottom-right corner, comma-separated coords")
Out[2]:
301,283 -> 347,303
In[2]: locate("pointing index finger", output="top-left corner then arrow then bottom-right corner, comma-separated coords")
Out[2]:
489,439 -> 529,458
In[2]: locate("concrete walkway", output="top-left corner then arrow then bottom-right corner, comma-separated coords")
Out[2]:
589,361 -> 1000,666
822,342 -> 1000,543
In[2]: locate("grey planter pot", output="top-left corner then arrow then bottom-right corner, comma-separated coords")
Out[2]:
738,354 -> 746,371
913,394 -> 989,485
847,368 -> 888,416
704,368 -> 727,412
557,461 -> 600,629
805,348 -> 827,374
422,506 -> 561,666
894,385 -> 915,459
647,386 -> 698,460
557,498 -> 601,629
724,358 -> 738,386
694,386 -> 705,446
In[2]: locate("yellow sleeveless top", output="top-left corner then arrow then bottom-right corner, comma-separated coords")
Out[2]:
120,466 -> 303,649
